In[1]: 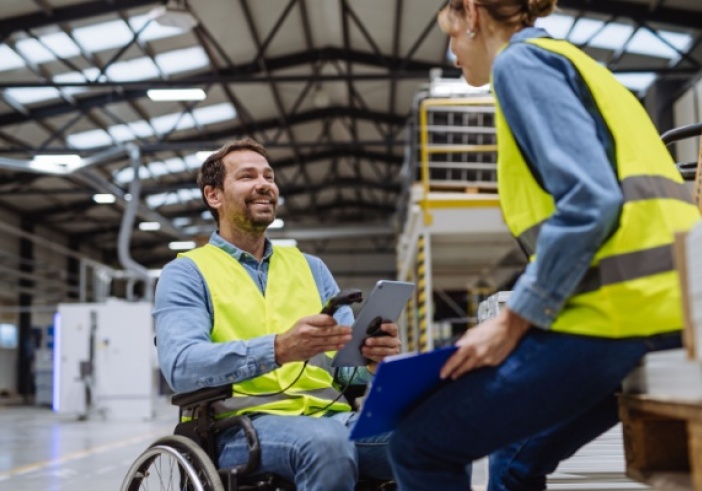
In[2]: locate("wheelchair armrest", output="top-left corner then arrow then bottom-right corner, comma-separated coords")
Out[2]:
215,414 -> 261,476
171,383 -> 232,408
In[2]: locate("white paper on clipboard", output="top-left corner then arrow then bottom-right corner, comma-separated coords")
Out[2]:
331,280 -> 415,367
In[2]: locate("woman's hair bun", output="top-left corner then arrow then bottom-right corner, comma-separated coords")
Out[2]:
527,0 -> 557,19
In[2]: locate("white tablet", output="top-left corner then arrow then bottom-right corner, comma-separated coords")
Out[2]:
331,280 -> 415,367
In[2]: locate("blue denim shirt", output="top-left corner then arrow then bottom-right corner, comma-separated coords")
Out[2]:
493,28 -> 624,329
154,232 -> 365,393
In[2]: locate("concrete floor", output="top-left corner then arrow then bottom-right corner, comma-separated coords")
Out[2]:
0,399 -> 177,491
0,399 -> 647,491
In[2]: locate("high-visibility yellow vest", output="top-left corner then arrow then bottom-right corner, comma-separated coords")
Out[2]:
492,37 -> 700,338
182,244 -> 351,417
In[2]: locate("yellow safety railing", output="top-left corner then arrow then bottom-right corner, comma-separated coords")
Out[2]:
418,96 -> 499,225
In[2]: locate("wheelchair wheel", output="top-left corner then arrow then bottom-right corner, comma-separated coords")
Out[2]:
121,435 -> 224,491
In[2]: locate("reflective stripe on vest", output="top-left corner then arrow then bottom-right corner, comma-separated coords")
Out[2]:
492,37 -> 701,338
518,175 -> 694,256
182,244 -> 351,417
183,387 -> 344,419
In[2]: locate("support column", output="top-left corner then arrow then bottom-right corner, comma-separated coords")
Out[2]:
417,232 -> 433,352
17,218 -> 34,401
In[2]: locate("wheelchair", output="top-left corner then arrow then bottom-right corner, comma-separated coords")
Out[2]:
120,382 -> 395,491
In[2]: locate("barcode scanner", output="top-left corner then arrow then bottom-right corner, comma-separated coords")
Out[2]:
365,316 -> 392,337
321,289 -> 363,315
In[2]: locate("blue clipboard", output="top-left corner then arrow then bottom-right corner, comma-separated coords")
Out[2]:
349,345 -> 458,440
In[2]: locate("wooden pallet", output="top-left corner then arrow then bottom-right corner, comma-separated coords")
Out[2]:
619,394 -> 702,490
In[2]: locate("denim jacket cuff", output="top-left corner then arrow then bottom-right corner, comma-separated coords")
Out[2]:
506,281 -> 563,329
247,334 -> 278,375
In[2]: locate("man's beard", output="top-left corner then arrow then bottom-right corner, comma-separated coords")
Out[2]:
233,208 -> 275,232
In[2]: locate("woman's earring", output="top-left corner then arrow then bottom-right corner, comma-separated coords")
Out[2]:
466,29 -> 477,39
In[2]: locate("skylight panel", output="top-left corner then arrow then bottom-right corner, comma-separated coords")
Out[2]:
53,71 -> 89,97
128,121 -> 155,139
568,18 -> 605,45
588,23 -> 635,51
5,87 -> 61,105
105,120 -> 156,144
0,45 -> 27,71
151,112 -> 196,135
192,103 -> 236,126
184,153 -> 202,169
15,38 -> 55,64
114,165 -> 151,185
659,31 -> 693,53
626,30 -> 668,58
614,72 -> 656,93
106,57 -> 160,82
73,19 -> 134,53
129,14 -> 185,42
146,192 -> 170,208
535,14 -> 574,40
40,32 -> 81,59
173,216 -> 193,227
108,125 -> 137,142
155,46 -> 209,75
164,157 -> 187,173
147,161 -> 170,177
67,129 -> 113,149
177,189 -> 200,204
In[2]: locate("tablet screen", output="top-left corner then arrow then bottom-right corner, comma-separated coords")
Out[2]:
331,280 -> 415,367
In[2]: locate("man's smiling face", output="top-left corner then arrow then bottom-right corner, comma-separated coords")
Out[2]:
217,149 -> 279,233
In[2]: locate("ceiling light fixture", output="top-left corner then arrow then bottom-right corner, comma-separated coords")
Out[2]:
169,240 -> 197,251
147,88 -> 206,101
196,150 -> 215,162
139,221 -> 162,231
30,154 -> 83,173
149,0 -> 198,31
93,193 -> 116,204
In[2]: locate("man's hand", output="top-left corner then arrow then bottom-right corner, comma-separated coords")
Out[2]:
274,314 -> 352,365
362,321 -> 402,373
440,308 -> 530,380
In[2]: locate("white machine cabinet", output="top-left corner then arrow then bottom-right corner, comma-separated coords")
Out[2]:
54,300 -> 156,420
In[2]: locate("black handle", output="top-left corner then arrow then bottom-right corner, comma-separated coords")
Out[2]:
365,316 -> 392,337
320,289 -> 363,315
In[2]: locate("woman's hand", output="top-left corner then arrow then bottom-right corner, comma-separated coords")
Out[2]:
440,308 -> 531,380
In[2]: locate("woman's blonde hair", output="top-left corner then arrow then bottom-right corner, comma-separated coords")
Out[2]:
439,0 -> 557,32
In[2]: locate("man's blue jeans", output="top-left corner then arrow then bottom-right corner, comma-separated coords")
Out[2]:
217,410 -> 392,491
388,329 -> 681,491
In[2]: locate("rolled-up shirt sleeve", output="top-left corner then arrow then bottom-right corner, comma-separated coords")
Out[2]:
492,40 -> 623,328
153,258 -> 278,393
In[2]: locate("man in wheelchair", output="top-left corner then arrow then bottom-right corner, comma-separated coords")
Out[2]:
150,138 -> 401,490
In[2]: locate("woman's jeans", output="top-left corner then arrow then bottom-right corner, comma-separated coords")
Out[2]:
388,329 -> 681,491
217,410 -> 392,491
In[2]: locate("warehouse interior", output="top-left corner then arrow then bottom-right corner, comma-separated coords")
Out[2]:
0,0 -> 701,490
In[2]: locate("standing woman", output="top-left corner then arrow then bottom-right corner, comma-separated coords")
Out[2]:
388,1 -> 701,490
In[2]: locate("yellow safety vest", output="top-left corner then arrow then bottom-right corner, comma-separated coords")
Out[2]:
492,37 -> 700,338
182,244 -> 351,417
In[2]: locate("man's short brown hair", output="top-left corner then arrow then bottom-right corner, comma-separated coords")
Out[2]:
197,137 -> 269,227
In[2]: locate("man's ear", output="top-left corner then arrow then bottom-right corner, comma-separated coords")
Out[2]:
203,185 -> 222,210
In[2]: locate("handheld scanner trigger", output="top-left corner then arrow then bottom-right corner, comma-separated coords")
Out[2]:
366,316 -> 392,337
321,289 -> 363,315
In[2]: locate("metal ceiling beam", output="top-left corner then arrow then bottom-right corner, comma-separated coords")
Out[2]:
139,174 -> 401,199
558,0 -> 702,31
0,0 -> 162,39
0,139 -> 406,157
0,71 -> 455,89
0,47 -> 454,127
